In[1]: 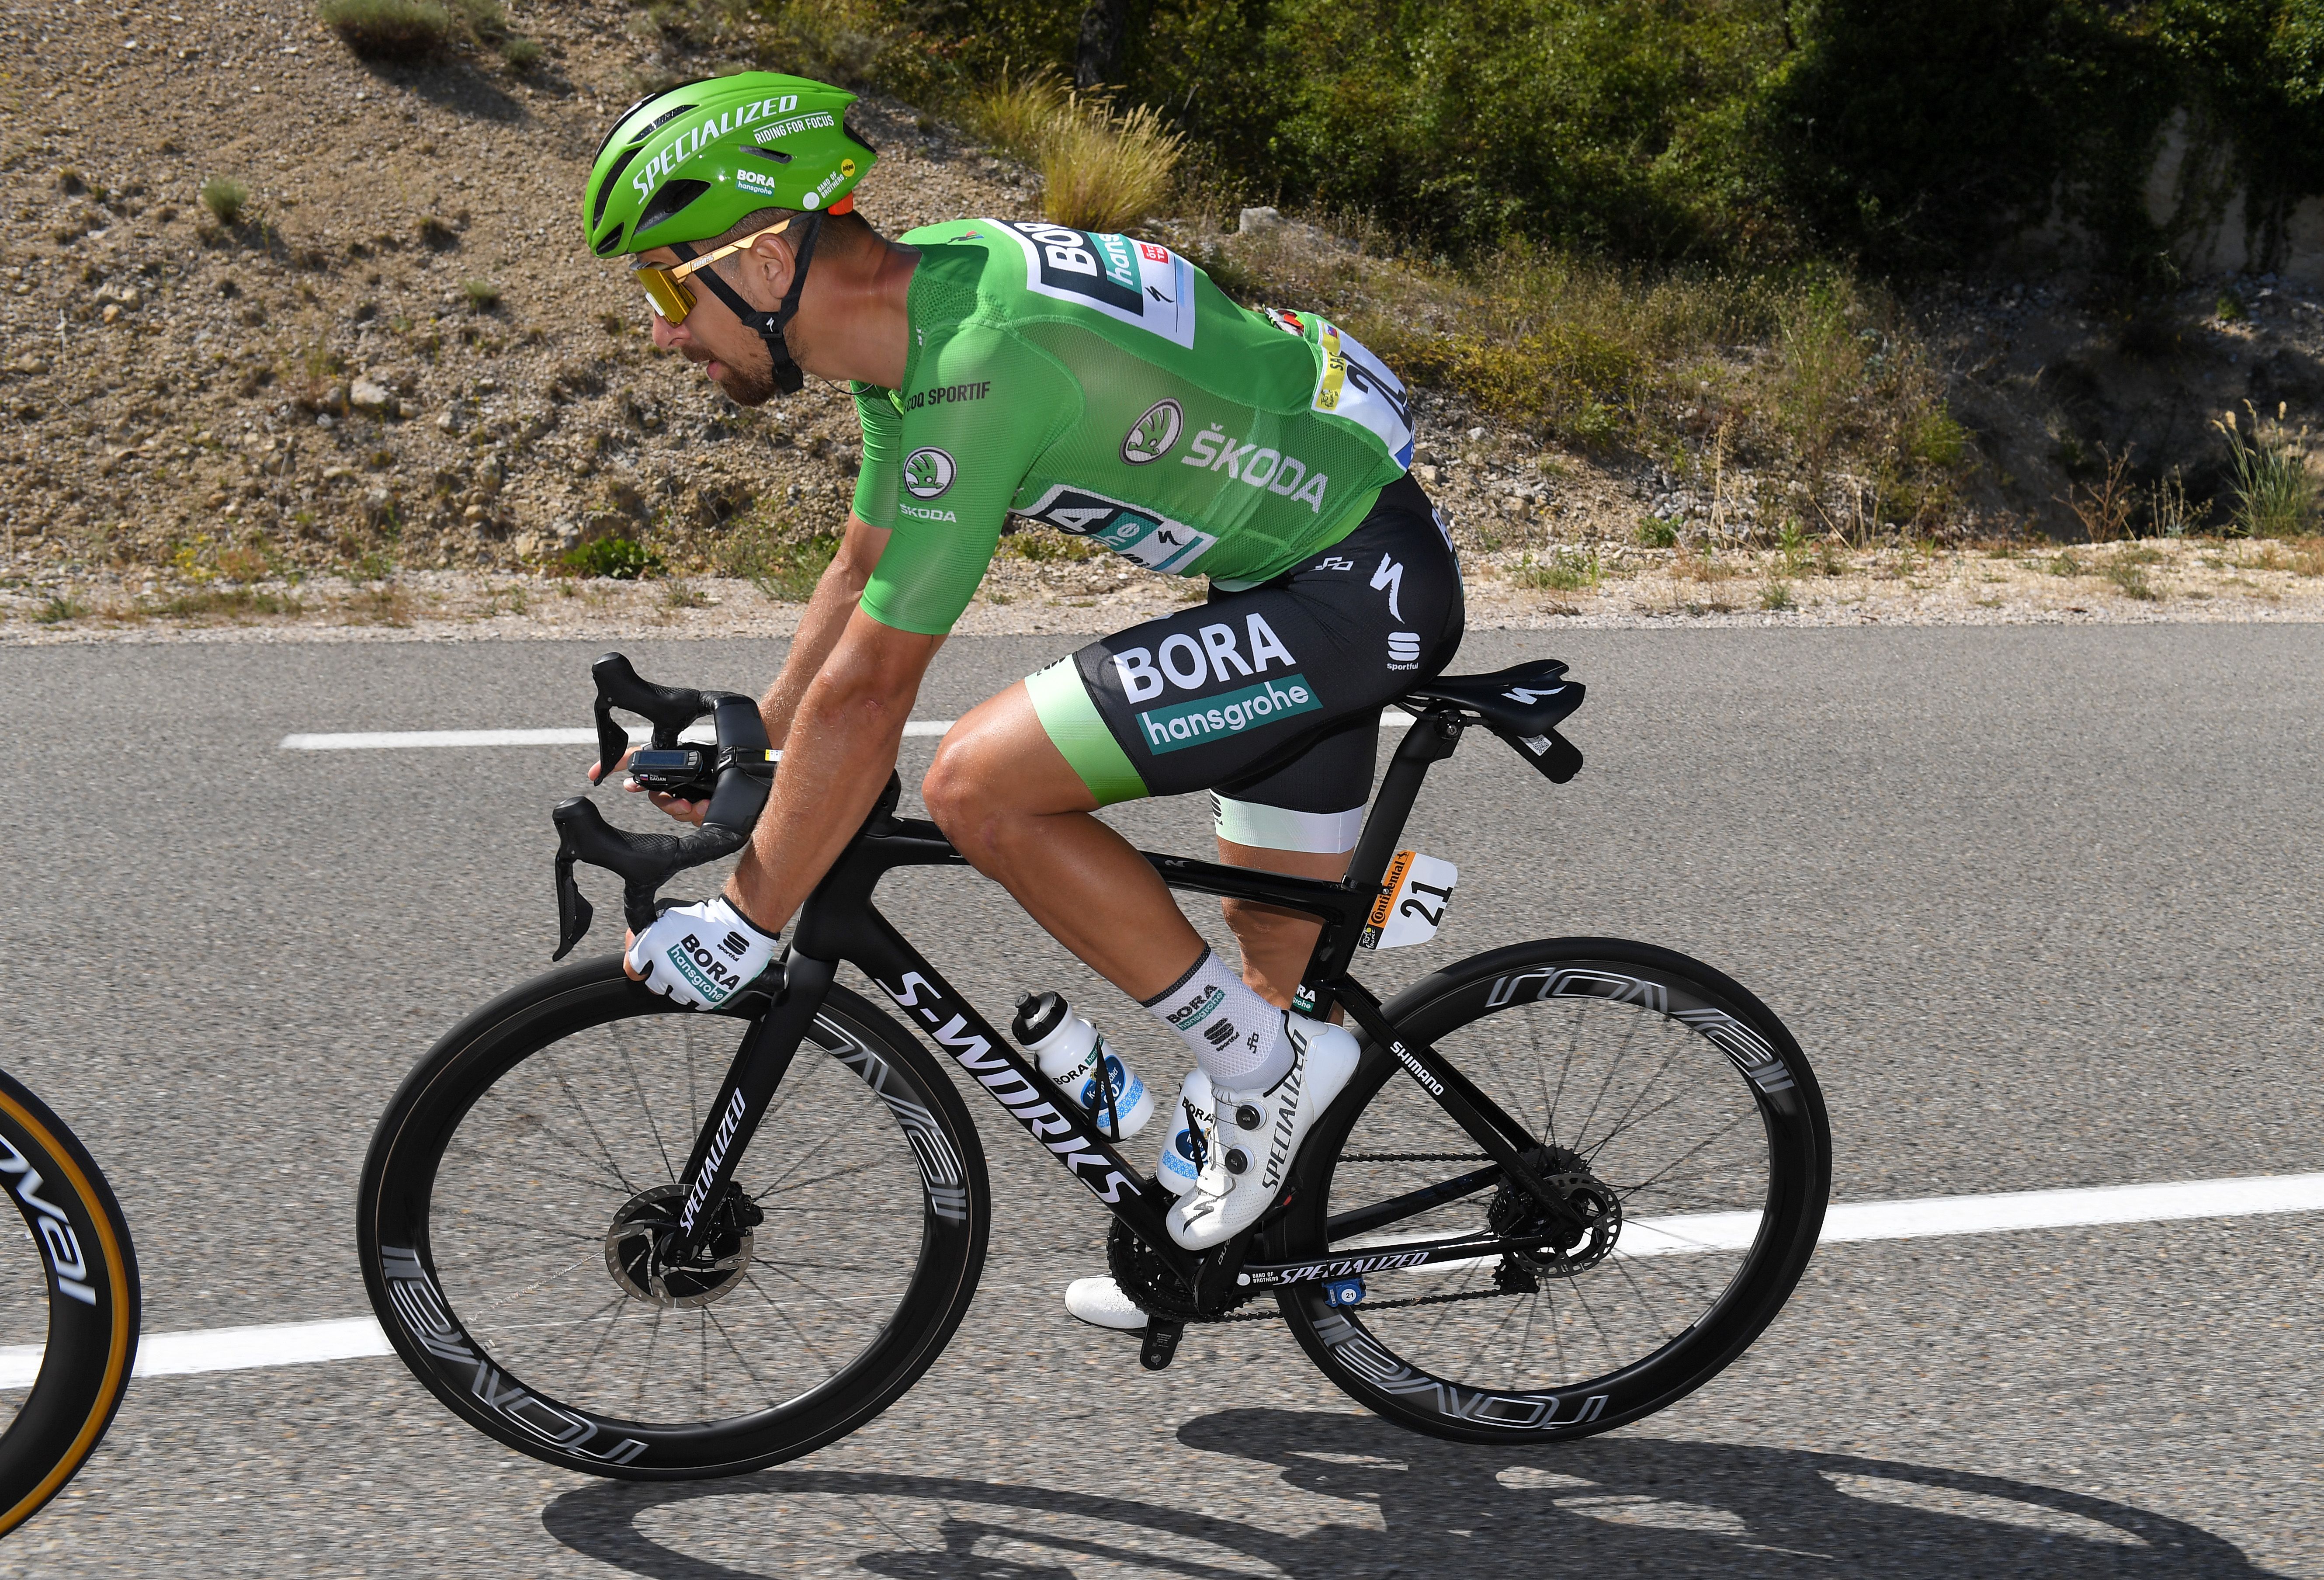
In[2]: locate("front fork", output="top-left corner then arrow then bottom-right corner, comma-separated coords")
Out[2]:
659,951 -> 834,1263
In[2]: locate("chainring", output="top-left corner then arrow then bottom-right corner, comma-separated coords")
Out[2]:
1105,1208 -> 1250,1323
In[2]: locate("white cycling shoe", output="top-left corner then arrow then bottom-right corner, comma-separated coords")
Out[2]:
1166,1014 -> 1359,1252
1064,1275 -> 1150,1331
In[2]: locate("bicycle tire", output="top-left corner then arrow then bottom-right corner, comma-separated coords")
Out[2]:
357,955 -> 990,1480
1272,938 -> 1829,1444
0,1070 -> 140,1537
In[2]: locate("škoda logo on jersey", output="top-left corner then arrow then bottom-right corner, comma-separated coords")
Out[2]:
1121,399 -> 1182,464
903,447 -> 955,498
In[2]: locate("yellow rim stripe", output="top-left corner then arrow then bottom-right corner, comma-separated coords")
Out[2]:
0,1089 -> 134,1536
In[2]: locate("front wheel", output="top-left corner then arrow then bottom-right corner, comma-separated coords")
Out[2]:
358,956 -> 990,1479
1273,939 -> 1829,1444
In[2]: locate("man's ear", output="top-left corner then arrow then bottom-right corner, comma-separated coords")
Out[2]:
739,231 -> 797,306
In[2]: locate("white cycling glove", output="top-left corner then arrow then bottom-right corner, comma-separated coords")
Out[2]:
626,896 -> 780,1010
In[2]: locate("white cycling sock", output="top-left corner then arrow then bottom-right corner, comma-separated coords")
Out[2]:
1142,948 -> 1293,1090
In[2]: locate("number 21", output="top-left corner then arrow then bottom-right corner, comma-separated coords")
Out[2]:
1399,880 -> 1453,926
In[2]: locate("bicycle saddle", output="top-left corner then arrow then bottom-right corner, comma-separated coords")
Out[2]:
1403,659 -> 1581,736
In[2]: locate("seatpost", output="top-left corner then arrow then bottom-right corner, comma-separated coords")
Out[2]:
1296,709 -> 1463,1016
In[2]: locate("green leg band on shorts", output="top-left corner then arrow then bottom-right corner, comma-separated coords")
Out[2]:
1025,657 -> 1148,806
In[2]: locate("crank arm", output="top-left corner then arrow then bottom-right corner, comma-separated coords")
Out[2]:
1335,980 -> 1596,1244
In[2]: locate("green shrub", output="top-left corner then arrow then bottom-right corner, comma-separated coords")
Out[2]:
1512,548 -> 1601,591
199,177 -> 248,226
448,0 -> 508,44
319,0 -> 452,62
563,536 -> 662,580
461,279 -> 501,312
499,34 -> 543,71
710,515 -> 837,600
1637,516 -> 1681,547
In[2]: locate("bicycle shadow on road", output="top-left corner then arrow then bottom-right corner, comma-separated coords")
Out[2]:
541,1407 -> 2272,1578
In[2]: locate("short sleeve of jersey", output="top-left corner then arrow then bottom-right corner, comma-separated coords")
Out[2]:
858,323 -> 1079,635
850,383 -> 903,528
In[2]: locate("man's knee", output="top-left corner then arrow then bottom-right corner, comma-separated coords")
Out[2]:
920,740 -> 986,833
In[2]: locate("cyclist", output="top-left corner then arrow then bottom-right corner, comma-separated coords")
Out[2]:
584,73 -> 1463,1312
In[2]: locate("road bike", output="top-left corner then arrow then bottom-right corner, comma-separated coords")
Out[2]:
357,651 -> 1830,1479
0,1070 -> 139,1534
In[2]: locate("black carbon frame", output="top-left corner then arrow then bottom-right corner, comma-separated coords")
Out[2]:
659,706 -> 1586,1305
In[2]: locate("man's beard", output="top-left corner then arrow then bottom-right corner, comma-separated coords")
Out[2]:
715,354 -> 777,407
712,325 -> 799,407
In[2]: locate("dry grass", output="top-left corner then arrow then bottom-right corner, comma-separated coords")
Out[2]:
963,73 -> 1185,233
2214,402 -> 2318,538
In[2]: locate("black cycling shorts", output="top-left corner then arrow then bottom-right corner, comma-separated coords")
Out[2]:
1023,475 -> 1464,853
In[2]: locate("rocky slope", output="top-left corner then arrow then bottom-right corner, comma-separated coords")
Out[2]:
0,0 -> 2317,642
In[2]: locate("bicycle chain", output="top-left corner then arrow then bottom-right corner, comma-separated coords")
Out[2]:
1337,1153 -> 1492,1163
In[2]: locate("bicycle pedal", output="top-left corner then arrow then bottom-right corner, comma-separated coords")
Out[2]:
1139,1317 -> 1185,1371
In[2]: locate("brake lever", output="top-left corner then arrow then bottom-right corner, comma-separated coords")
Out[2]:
552,825 -> 596,961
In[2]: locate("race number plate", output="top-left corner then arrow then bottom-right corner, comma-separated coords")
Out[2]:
1359,850 -> 1458,950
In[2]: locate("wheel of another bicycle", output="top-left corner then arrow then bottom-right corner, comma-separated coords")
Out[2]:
1271,938 -> 1829,1445
0,1070 -> 140,1537
357,955 -> 990,1480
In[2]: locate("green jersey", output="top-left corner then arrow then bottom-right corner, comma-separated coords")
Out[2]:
848,219 -> 1417,635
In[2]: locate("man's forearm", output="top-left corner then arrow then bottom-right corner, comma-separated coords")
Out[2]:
725,608 -> 942,935
760,518 -> 882,749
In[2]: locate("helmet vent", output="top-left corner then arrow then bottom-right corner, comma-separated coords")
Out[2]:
745,145 -> 794,164
634,101 -> 699,145
592,144 -> 643,229
843,114 -> 877,156
637,178 -> 712,237
593,223 -> 627,257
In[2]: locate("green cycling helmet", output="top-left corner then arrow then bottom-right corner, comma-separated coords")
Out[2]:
584,73 -> 878,394
583,72 -> 877,257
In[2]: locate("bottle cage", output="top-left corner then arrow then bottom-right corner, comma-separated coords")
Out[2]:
551,652 -> 776,958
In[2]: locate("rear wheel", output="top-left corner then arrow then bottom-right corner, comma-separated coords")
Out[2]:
358,956 -> 989,1479
0,1070 -> 140,1536
1274,939 -> 1828,1443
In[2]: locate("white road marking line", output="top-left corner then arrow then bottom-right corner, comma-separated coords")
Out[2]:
280,712 -> 1415,752
0,1170 -> 2311,1388
0,1316 -> 393,1389
280,722 -> 953,750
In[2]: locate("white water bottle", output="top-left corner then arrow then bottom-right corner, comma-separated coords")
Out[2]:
1155,1066 -> 1214,1196
1012,991 -> 1155,1140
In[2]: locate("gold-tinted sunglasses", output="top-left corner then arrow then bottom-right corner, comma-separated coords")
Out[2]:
632,218 -> 795,326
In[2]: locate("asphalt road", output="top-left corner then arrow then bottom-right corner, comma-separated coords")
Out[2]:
0,623 -> 2319,1577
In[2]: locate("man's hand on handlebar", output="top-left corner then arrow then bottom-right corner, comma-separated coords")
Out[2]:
624,895 -> 780,1007
588,747 -> 709,826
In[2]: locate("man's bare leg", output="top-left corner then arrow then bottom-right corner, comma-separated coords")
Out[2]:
1214,843 -> 1352,1015
921,683 -> 1206,1000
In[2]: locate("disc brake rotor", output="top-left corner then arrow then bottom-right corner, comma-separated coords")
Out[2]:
1487,1145 -> 1622,1279
603,1183 -> 760,1309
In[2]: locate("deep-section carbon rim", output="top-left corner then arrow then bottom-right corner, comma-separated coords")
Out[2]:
1275,940 -> 1829,1444
359,959 -> 988,1479
0,1070 -> 140,1536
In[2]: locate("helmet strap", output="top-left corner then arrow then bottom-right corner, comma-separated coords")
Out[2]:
669,211 -> 825,396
